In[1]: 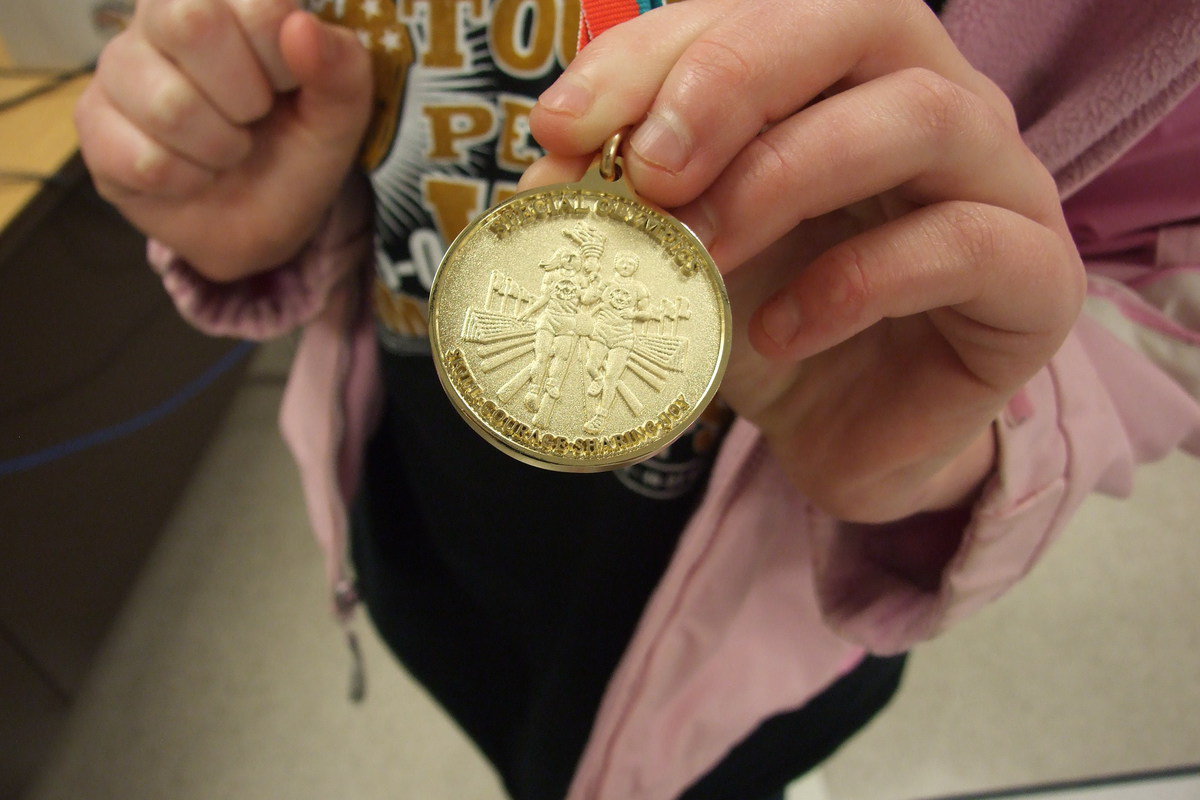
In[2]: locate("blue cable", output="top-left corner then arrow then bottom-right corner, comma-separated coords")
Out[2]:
0,341 -> 258,479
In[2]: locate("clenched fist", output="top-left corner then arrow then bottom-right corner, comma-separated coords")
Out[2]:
75,0 -> 373,281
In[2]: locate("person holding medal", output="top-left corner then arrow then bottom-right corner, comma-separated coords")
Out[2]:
74,1 -> 1200,799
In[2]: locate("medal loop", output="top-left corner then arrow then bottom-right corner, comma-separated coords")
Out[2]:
579,0 -> 665,47
599,131 -> 624,182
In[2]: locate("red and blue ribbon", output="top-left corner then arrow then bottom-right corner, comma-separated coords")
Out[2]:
579,0 -> 666,48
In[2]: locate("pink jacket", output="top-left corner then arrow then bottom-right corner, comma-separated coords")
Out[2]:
151,2 -> 1200,799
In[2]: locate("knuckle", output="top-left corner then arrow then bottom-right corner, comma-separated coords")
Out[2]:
680,35 -> 760,93
148,78 -> 197,137
741,134 -> 793,189
153,0 -> 222,50
131,143 -> 178,192
817,240 -> 874,322
1024,154 -> 1067,220
973,72 -> 1021,132
1031,158 -> 1061,202
939,201 -> 1000,269
895,67 -> 975,146
1041,233 -> 1088,328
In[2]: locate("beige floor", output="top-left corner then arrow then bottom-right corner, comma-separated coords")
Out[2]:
822,451 -> 1200,798
21,339 -> 1200,800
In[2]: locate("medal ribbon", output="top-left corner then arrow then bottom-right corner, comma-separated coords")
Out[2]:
578,0 -> 666,48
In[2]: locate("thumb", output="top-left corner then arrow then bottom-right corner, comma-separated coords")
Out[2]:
278,11 -> 373,143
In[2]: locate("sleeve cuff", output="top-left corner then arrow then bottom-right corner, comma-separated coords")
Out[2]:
813,360 -> 1075,654
150,173 -> 374,341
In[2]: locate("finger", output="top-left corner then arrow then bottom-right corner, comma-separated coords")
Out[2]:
138,0 -> 274,124
96,31 -> 253,170
749,201 -> 1085,388
278,11 -> 374,143
673,67 -> 1063,271
226,0 -> 301,91
532,0 -> 1012,206
530,0 -> 709,151
516,153 -> 592,191
75,80 -> 216,201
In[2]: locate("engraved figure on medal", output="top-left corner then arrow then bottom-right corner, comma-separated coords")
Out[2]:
579,249 -> 677,435
430,134 -> 731,471
460,222 -> 689,434
517,245 -> 586,428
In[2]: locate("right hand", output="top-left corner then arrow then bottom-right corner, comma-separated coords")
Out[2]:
526,0 -> 1084,523
75,0 -> 373,282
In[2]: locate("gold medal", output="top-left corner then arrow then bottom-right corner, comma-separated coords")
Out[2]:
429,134 -> 732,471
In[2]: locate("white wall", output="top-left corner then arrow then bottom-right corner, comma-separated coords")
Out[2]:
0,0 -> 116,69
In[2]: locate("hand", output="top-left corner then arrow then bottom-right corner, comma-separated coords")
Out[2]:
75,0 -> 372,281
524,0 -> 1086,523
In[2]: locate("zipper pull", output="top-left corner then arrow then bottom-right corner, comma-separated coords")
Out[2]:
335,579 -> 366,703
346,627 -> 366,703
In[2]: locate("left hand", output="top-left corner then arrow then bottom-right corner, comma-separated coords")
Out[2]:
522,0 -> 1086,523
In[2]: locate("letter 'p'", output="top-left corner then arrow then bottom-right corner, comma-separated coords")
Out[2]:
424,104 -> 498,162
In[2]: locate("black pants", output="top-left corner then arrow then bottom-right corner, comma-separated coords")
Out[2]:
677,653 -> 906,800
354,482 -> 906,800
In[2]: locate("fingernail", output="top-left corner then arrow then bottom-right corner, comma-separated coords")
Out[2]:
760,294 -> 801,348
538,77 -> 594,117
630,111 -> 690,173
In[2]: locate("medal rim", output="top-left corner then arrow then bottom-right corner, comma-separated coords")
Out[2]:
428,172 -> 732,473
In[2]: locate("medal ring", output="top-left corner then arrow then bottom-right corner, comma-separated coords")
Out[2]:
599,131 -> 625,182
